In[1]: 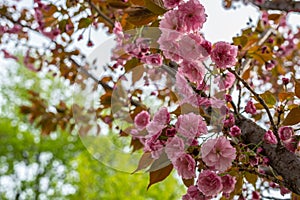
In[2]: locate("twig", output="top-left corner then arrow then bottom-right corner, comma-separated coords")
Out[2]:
228,68 -> 278,136
88,1 -> 114,27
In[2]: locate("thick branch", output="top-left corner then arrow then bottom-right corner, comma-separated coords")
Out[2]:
236,116 -> 300,194
249,0 -> 300,12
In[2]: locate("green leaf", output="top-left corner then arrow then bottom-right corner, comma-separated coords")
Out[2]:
132,152 -> 154,174
260,91 -> 276,107
78,18 -> 92,29
147,164 -> 173,190
282,107 -> 300,126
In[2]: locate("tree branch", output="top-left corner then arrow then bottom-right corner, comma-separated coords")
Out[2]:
228,68 -> 278,137
249,0 -> 300,12
236,116 -> 300,194
88,1 -> 114,27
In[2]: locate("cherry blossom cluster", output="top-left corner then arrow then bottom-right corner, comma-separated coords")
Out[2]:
132,107 -> 237,199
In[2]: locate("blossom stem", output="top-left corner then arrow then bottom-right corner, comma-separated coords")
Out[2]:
228,68 -> 278,138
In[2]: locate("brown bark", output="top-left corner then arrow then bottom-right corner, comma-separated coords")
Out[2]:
235,116 -> 300,194
249,0 -> 300,12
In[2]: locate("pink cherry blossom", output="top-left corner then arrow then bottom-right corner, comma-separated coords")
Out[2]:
163,0 -> 182,9
283,138 -> 298,153
176,112 -> 207,140
211,41 -> 237,69
201,136 -> 236,172
159,10 -> 185,33
221,174 -> 236,194
182,185 -> 207,200
141,54 -> 163,66
157,30 -> 182,62
178,34 -> 209,61
229,125 -> 241,137
216,72 -> 236,90
245,100 -> 256,114
263,130 -> 278,144
165,136 -> 185,162
144,133 -> 164,159
134,111 -> 150,131
278,126 -> 294,141
175,72 -> 194,98
146,107 -> 170,136
177,0 -> 207,32
223,113 -> 235,128
174,153 -> 196,179
153,107 -> 170,125
178,60 -> 205,87
197,170 -> 223,197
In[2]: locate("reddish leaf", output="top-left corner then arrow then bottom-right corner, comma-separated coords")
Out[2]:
295,81 -> 300,99
132,152 -> 154,174
147,152 -> 171,172
278,92 -> 294,102
282,107 -> 300,126
182,178 -> 194,187
130,137 -> 144,152
147,164 -> 173,190
126,7 -> 158,26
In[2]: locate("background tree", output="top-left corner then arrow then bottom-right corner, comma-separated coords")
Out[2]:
0,0 -> 300,199
0,62 -> 184,199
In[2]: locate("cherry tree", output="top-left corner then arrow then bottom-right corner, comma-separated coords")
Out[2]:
1,0 -> 300,199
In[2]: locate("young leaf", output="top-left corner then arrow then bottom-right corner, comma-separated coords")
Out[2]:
260,91 -> 276,107
182,178 -> 194,187
147,164 -> 173,190
147,152 -> 171,172
132,152 -> 154,174
282,107 -> 300,126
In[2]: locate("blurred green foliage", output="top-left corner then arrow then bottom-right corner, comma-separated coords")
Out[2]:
0,61 -> 185,199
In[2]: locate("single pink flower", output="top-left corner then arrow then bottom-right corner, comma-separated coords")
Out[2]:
283,138 -> 298,153
197,170 -> 223,197
211,41 -> 237,69
165,136 -> 185,162
176,112 -> 207,140
245,100 -> 256,114
159,10 -> 185,33
278,126 -> 294,141
146,107 -> 170,136
141,54 -> 163,66
144,133 -> 164,159
216,72 -> 236,90
174,153 -> 196,179
134,111 -> 150,131
178,60 -> 205,87
229,125 -> 241,137
177,0 -> 207,32
263,130 -> 278,144
158,30 -> 182,62
221,174 -> 236,194
201,136 -> 236,172
223,113 -> 235,128
178,34 -> 209,61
